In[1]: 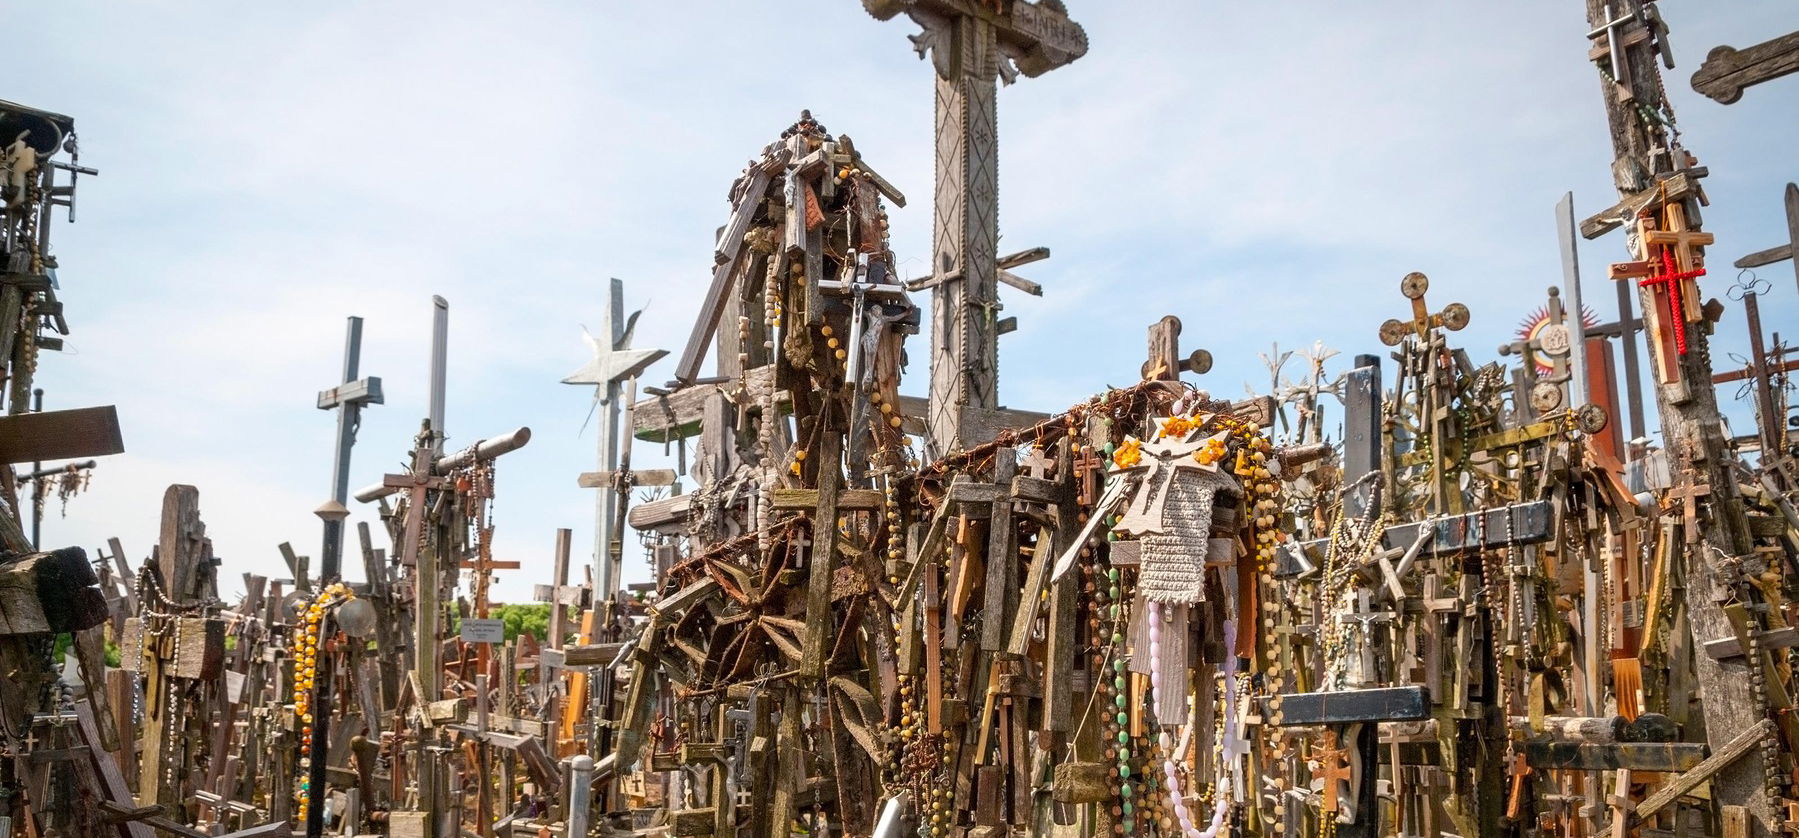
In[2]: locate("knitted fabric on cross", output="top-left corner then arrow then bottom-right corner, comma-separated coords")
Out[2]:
1138,468 -> 1240,604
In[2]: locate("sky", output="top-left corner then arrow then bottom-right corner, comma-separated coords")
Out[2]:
13,1 -> 1797,603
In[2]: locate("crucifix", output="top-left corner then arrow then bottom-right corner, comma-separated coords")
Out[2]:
1692,28 -> 1799,105
865,0 -> 1087,454
562,278 -> 667,607
1734,182 -> 1799,297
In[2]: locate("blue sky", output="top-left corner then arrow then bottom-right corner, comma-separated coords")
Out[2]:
14,2 -> 1797,601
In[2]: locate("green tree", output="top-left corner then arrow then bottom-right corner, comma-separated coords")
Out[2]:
490,602 -> 551,643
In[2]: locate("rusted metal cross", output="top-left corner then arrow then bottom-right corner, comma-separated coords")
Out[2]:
1379,272 -> 1470,347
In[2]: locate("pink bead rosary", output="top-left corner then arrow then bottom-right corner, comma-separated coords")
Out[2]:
1147,601 -> 1235,838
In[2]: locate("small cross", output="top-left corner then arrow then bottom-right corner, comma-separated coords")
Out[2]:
1379,271 -> 1470,347
1587,2 -> 1641,98
1505,751 -> 1535,820
1662,477 -> 1711,545
1019,444 -> 1056,481
1641,203 -> 1714,276
1071,444 -> 1104,507
1315,729 -> 1355,815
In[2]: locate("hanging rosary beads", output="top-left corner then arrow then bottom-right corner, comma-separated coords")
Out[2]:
293,581 -> 357,824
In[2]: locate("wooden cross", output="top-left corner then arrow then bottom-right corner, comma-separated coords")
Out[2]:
1505,751 -> 1535,820
1071,442 -> 1103,506
1693,28 -> 1799,104
1316,730 -> 1355,815
1641,202 -> 1714,276
1662,477 -> 1710,545
1141,314 -> 1211,382
1712,291 -> 1792,458
866,0 -> 1085,452
1378,271 -> 1470,347
1019,444 -> 1055,480
1734,182 -> 1799,297
1109,421 -> 1220,537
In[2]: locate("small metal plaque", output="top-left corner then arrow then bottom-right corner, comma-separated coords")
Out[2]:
460,618 -> 504,644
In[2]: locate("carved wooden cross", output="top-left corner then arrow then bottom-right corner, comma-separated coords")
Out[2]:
1693,29 -> 1799,104
865,0 -> 1086,452
1315,729 -> 1355,815
1109,421 -> 1222,537
1071,442 -> 1103,506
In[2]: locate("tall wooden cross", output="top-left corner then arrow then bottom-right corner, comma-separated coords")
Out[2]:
1580,0 -> 1770,830
1734,183 -> 1799,296
865,0 -> 1087,453
562,278 -> 666,605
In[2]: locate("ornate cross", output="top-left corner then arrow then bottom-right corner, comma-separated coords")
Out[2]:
1379,271 -> 1470,347
562,278 -> 667,602
1315,729 -> 1355,816
865,0 -> 1087,452
1071,442 -> 1103,506
1693,29 -> 1799,105
1110,420 -> 1223,536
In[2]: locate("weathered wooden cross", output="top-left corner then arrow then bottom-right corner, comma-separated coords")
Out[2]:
864,0 -> 1087,453
1734,182 -> 1799,296
1692,28 -> 1799,104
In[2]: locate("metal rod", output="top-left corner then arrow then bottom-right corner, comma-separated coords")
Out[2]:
352,428 -> 533,501
1558,193 -> 1591,408
28,387 -> 42,549
428,296 -> 449,456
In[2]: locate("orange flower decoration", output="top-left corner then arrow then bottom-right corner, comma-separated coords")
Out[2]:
1157,415 -> 1194,440
1193,437 -> 1228,466
1113,437 -> 1143,469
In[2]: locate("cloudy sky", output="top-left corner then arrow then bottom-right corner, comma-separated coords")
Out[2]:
14,2 -> 1797,602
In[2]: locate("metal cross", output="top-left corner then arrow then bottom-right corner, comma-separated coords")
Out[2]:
562,278 -> 667,603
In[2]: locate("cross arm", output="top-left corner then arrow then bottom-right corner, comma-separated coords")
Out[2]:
317,376 -> 383,410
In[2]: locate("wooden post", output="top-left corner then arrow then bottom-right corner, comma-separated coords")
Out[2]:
139,485 -> 209,815
1581,1 -> 1772,832
865,0 -> 1087,454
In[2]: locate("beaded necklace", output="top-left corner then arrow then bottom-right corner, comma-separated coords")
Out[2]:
292,581 -> 357,823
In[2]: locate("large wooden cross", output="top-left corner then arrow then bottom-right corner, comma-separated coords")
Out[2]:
864,0 -> 1086,453
1692,29 -> 1799,104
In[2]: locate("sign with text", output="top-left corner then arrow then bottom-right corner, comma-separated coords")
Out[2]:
460,618 -> 504,644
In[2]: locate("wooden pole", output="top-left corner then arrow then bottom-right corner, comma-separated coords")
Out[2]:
1581,1 -> 1773,831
